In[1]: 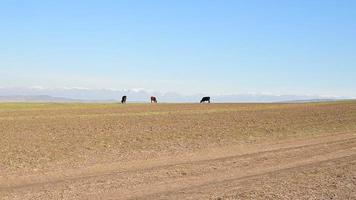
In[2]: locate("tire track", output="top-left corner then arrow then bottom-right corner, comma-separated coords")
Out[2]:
1,134 -> 356,200
1,134 -> 355,190
91,142 -> 356,200
133,155 -> 356,200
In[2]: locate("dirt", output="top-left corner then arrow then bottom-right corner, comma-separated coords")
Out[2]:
0,102 -> 355,199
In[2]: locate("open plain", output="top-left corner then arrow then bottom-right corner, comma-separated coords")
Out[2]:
0,102 -> 356,199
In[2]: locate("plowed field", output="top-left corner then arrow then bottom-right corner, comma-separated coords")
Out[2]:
1,102 -> 355,199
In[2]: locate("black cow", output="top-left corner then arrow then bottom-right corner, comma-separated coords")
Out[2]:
151,96 -> 158,103
121,96 -> 127,104
200,97 -> 211,103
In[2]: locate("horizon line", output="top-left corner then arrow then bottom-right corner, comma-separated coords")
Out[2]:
0,86 -> 354,99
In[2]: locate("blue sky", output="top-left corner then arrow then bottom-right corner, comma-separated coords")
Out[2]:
1,0 -> 355,97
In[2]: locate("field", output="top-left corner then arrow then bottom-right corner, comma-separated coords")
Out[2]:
0,102 -> 356,199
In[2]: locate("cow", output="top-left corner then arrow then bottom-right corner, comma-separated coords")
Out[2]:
200,96 -> 211,103
151,96 -> 157,103
121,96 -> 127,104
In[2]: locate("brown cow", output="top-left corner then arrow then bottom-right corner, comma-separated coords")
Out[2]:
150,96 -> 157,103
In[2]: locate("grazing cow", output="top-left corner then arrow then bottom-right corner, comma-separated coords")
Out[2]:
151,96 -> 157,103
121,96 -> 127,104
200,96 -> 211,103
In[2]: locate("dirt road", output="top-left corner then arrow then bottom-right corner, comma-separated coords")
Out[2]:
1,132 -> 355,200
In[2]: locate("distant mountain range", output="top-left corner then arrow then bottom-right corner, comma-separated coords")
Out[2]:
0,87 -> 352,103
0,95 -> 80,103
0,95 -> 116,103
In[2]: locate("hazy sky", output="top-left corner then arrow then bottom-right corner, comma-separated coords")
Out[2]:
1,0 -> 355,97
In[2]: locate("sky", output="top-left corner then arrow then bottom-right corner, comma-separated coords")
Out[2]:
1,0 -> 355,97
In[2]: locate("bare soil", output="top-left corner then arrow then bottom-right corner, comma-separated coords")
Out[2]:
0,102 -> 355,199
